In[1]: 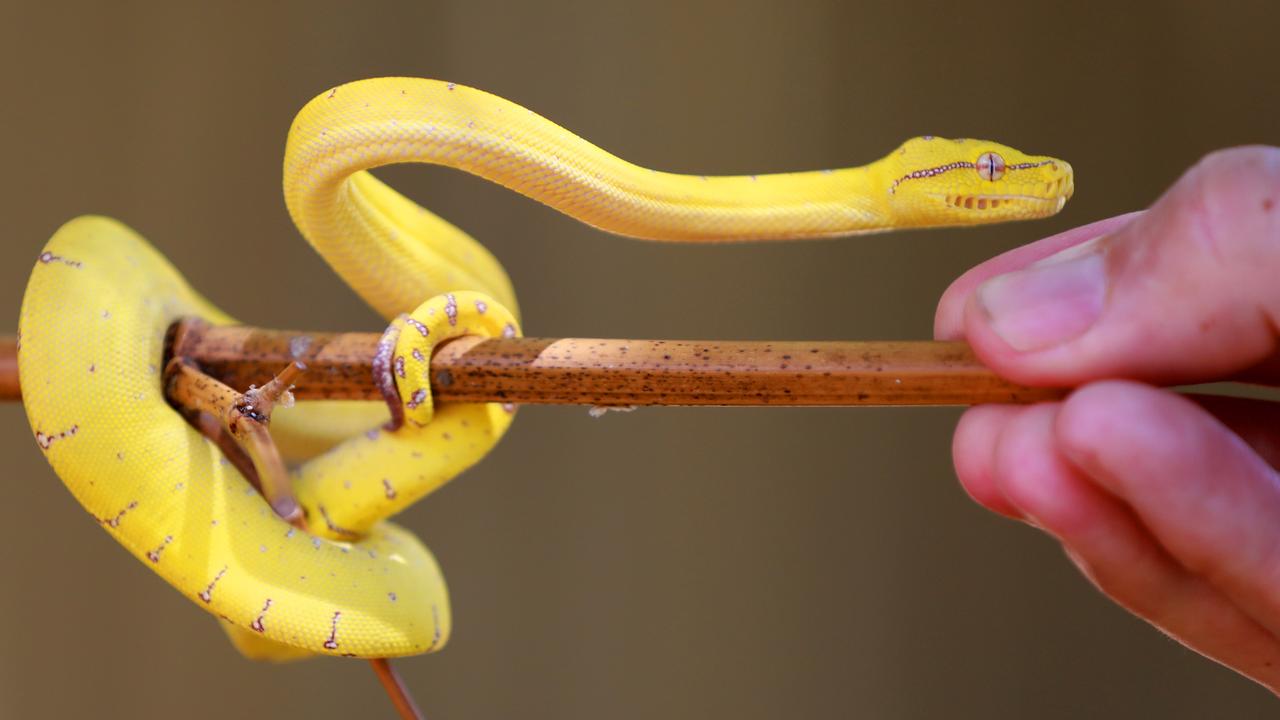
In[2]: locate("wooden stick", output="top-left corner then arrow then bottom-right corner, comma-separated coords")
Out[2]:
1,322 -> 1067,406
0,336 -> 17,402
369,658 -> 425,720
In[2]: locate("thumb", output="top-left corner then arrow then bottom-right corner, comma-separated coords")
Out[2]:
960,146 -> 1280,386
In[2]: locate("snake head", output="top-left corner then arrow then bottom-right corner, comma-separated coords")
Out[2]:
884,136 -> 1074,226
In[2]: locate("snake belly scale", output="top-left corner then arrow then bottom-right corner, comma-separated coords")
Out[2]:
17,78 -> 1073,660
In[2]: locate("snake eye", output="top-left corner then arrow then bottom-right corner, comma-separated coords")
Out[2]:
976,152 -> 1005,181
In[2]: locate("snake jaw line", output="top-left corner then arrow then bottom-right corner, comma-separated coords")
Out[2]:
927,189 -> 1071,216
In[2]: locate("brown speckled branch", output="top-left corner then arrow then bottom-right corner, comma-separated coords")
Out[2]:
2,320 -> 1067,406
0,336 -> 17,402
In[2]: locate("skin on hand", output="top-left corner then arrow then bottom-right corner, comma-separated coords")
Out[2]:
936,146 -> 1280,690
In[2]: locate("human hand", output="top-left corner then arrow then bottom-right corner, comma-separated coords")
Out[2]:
935,147 -> 1280,690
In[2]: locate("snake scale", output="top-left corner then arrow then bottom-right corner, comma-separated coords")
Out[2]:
16,78 -> 1074,660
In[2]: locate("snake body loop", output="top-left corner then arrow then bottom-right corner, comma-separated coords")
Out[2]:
18,78 -> 1072,660
20,219 -> 454,658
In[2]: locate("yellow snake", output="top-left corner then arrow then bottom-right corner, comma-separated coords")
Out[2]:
16,77 -> 1074,661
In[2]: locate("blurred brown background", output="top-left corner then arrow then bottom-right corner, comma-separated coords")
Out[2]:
2,1 -> 1277,717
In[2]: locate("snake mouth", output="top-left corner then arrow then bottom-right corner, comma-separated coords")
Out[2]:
939,193 -> 1069,212
930,174 -> 1075,216
933,182 -> 1074,217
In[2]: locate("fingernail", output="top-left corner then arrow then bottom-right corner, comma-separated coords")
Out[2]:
977,240 -> 1107,352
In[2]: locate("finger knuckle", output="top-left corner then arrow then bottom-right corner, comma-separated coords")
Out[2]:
1181,146 -> 1280,264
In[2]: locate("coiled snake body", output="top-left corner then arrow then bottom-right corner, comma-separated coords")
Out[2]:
17,78 -> 1073,660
